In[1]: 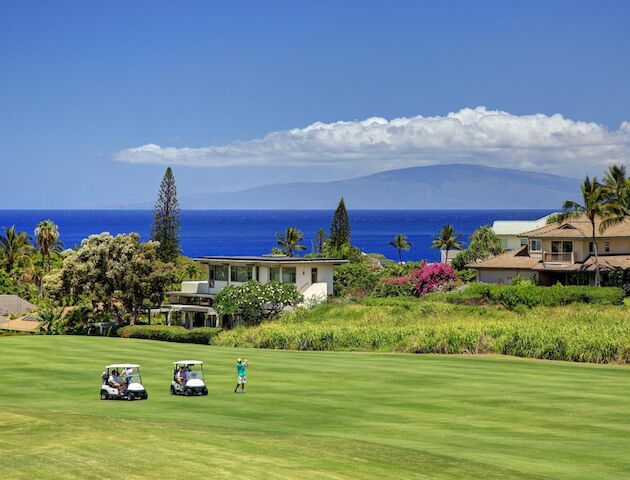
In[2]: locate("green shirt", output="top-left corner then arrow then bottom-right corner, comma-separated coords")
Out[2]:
237,363 -> 247,377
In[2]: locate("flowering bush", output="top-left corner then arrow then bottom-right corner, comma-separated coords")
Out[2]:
215,281 -> 303,326
374,263 -> 457,297
415,263 -> 457,296
373,269 -> 422,297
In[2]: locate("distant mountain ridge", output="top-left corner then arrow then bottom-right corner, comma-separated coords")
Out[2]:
128,164 -> 580,209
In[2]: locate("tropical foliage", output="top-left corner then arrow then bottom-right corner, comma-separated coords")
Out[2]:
213,298 -> 630,364
451,225 -> 503,271
44,232 -> 175,324
214,280 -> 303,326
431,224 -> 464,262
275,226 -> 307,256
415,263 -> 457,295
388,233 -> 412,263
119,325 -> 221,344
559,176 -> 607,286
0,226 -> 34,273
332,262 -> 381,297
34,220 -> 62,272
313,228 -> 327,253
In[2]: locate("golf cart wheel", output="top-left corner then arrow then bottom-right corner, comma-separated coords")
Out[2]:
127,392 -> 135,401
100,390 -> 109,400
170,385 -> 176,395
184,388 -> 191,396
143,392 -> 148,400
201,387 -> 208,396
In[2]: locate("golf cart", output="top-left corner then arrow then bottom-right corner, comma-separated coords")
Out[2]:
171,360 -> 208,396
100,364 -> 148,401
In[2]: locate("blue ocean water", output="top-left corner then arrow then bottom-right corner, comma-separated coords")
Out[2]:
0,210 -> 553,262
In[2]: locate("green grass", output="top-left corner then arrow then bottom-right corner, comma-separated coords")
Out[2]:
213,300 -> 630,363
1,336 -> 630,478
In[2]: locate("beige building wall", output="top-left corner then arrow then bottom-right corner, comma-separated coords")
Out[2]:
477,269 -> 538,285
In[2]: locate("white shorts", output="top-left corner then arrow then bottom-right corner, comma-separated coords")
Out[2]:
237,375 -> 247,384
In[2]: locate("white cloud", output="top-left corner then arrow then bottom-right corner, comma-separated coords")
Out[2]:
115,107 -> 630,175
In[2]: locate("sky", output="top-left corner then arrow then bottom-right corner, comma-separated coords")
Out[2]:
1,0 -> 629,208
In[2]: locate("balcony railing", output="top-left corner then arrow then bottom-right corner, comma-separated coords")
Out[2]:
542,252 -> 575,264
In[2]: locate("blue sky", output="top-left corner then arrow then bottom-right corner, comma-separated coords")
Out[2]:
1,1 -> 629,208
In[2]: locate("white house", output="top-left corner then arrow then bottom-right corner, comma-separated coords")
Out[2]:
160,255 -> 347,328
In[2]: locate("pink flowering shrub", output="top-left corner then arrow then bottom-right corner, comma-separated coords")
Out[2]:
415,263 -> 457,296
374,262 -> 456,297
373,269 -> 422,297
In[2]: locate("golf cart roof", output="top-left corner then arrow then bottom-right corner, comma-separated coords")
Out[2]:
173,360 -> 203,365
106,364 -> 140,369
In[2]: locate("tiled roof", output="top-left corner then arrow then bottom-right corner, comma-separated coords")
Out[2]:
581,255 -> 630,272
470,250 -> 630,273
523,215 -> 630,239
465,246 -> 541,270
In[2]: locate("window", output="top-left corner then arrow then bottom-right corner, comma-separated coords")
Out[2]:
530,239 -> 541,252
552,241 -> 573,253
311,267 -> 318,284
605,241 -> 610,253
210,265 -> 228,281
269,267 -> 280,282
500,238 -> 508,249
282,267 -> 297,284
230,266 -> 253,283
520,237 -> 528,246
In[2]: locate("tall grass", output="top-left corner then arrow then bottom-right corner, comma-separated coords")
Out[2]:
213,299 -> 630,364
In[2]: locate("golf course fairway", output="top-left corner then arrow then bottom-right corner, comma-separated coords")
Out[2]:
1,336 -> 630,479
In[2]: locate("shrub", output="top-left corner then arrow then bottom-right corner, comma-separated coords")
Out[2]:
463,283 -> 624,309
415,263 -> 457,296
119,325 -> 221,344
333,263 -> 380,296
214,281 -> 303,326
373,269 -> 421,297
212,300 -> 630,364
456,268 -> 477,283
374,263 -> 457,298
511,275 -> 536,287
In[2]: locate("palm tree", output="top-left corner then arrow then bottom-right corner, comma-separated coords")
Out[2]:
599,164 -> 630,232
314,229 -> 327,253
34,307 -> 64,335
184,263 -> 199,280
275,227 -> 307,257
34,220 -> 61,272
603,164 -> 628,200
559,176 -> 607,286
389,233 -> 412,263
431,225 -> 464,263
0,226 -> 34,273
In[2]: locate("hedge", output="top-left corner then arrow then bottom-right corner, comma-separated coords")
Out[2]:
456,283 -> 625,309
118,325 -> 221,344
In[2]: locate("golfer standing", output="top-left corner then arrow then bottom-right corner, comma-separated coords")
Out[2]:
234,358 -> 248,393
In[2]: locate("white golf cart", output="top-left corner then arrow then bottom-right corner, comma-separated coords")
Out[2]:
171,360 -> 208,396
100,364 -> 148,401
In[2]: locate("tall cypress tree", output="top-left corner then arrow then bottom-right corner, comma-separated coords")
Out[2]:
329,198 -> 350,249
150,167 -> 180,262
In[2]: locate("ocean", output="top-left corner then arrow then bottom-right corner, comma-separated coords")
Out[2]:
0,210 -> 553,262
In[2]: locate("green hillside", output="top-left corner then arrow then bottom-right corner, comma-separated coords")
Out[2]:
1,336 -> 630,479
